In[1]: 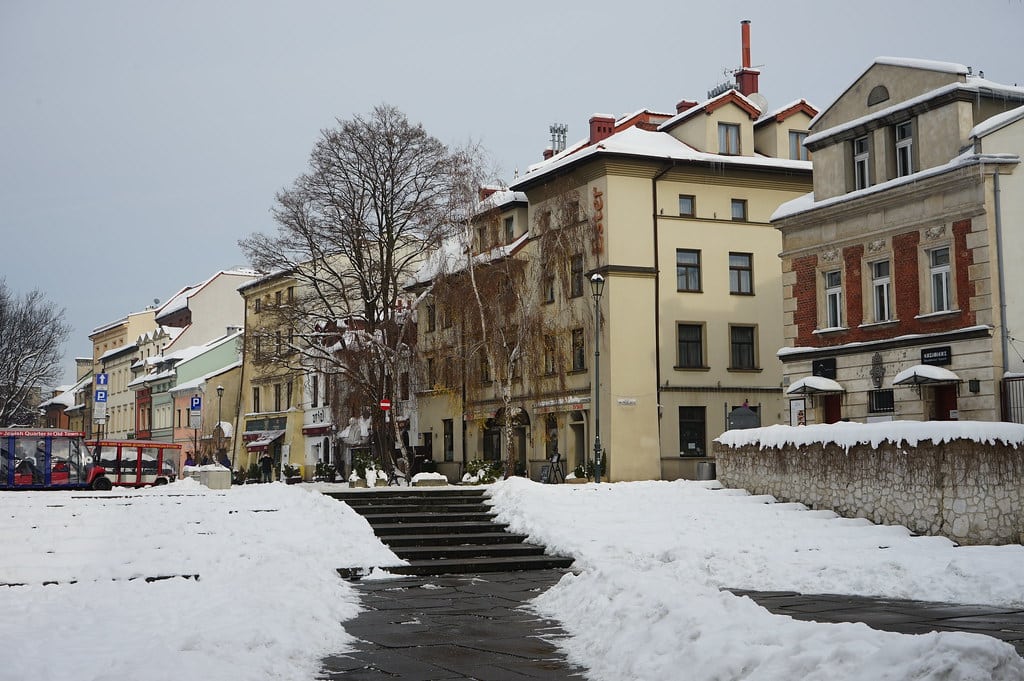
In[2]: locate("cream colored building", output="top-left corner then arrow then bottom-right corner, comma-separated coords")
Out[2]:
88,309 -> 157,438
772,58 -> 1024,424
416,76 -> 815,481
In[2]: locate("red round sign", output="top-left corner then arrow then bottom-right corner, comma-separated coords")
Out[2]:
379,399 -> 391,411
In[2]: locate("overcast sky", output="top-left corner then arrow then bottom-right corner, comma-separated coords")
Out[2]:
3,0 -> 1022,386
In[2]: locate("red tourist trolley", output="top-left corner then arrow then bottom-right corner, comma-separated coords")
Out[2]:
85,439 -> 180,487
1,429 -> 112,490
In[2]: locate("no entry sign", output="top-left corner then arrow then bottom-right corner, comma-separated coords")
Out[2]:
379,399 -> 391,411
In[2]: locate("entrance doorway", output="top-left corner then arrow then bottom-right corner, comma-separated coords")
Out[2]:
933,384 -> 959,420
822,395 -> 842,424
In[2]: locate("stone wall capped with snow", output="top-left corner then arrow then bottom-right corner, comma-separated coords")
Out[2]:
712,421 -> 1024,546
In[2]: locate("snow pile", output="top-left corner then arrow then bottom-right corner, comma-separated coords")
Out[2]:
0,479 -> 402,681
716,420 -> 1024,452
487,478 -> 1024,681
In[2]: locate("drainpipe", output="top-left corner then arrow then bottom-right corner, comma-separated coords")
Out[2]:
652,162 -> 675,436
994,168 -> 1009,379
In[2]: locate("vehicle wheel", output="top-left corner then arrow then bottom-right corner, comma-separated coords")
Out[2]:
92,476 -> 113,491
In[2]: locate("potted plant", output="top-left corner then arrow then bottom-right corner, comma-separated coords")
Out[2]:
246,462 -> 262,484
567,461 -> 594,483
283,463 -> 302,485
314,461 -> 338,483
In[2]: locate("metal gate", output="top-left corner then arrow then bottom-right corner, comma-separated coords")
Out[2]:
1001,376 -> 1024,423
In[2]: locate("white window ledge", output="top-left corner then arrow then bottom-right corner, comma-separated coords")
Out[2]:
812,326 -> 848,335
858,320 -> 900,329
914,309 -> 961,320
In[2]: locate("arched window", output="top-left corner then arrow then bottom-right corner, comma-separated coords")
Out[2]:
867,85 -> 890,106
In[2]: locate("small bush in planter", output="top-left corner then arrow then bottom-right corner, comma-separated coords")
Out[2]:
463,459 -> 502,484
314,461 -> 337,482
283,463 -> 302,484
246,462 -> 262,483
573,460 -> 596,479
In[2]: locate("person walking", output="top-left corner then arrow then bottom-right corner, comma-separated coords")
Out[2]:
259,452 -> 273,483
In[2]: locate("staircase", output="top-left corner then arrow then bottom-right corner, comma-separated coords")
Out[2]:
328,487 -> 574,577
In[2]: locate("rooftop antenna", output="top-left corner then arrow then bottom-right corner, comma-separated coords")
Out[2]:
549,123 -> 567,153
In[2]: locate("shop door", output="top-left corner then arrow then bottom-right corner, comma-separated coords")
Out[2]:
934,384 -> 958,420
823,395 -> 842,424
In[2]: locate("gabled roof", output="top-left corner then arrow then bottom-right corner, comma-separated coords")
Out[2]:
755,99 -> 818,127
658,89 -> 762,132
156,269 -> 257,324
970,104 -> 1024,139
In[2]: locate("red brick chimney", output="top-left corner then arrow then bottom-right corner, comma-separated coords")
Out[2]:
589,114 -> 616,145
478,186 -> 499,201
675,99 -> 698,114
542,148 -> 555,160
735,20 -> 760,96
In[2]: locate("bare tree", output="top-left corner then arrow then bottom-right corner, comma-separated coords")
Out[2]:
240,104 -> 471,469
0,279 -> 70,426
430,178 -> 594,477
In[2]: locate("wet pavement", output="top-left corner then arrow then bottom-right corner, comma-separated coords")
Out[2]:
732,589 -> 1024,657
319,570 -> 586,680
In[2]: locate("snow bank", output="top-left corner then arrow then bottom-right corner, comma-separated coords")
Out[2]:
487,478 -> 1024,681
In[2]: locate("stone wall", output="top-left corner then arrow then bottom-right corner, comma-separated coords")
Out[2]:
712,438 -> 1024,545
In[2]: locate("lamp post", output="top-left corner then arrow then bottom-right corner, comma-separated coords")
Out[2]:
216,385 -> 227,470
590,273 -> 605,483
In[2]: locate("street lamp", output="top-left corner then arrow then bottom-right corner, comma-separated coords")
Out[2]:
590,273 -> 605,483
216,385 -> 226,470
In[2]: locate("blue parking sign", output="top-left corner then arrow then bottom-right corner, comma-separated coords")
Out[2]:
95,389 -> 108,402
190,395 -> 202,411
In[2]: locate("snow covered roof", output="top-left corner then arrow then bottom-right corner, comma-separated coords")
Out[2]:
772,152 -> 1019,222
156,269 -> 258,321
657,88 -> 761,132
754,99 -> 819,126
716,419 -> 1024,452
970,104 -> 1024,139
37,374 -> 92,410
786,376 -> 845,395
892,364 -> 960,385
513,125 -> 811,191
476,189 -> 528,213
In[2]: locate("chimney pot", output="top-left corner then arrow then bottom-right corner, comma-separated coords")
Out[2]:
542,147 -> 555,160
675,99 -> 698,114
589,114 -> 616,145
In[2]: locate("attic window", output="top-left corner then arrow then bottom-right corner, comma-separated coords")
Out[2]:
867,85 -> 890,106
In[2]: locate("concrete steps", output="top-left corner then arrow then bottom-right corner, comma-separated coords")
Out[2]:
330,488 -> 573,577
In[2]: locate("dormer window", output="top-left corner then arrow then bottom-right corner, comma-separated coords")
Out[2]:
895,122 -> 913,177
789,131 -> 809,161
853,136 -> 871,190
718,123 -> 740,155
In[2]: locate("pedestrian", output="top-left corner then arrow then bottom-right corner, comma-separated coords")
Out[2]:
217,451 -> 230,469
259,452 -> 273,483
185,453 -> 195,467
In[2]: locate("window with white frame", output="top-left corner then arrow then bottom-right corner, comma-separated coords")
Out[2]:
853,136 -> 870,190
930,246 -> 951,312
895,122 -> 913,177
824,270 -> 843,328
789,131 -> 809,161
871,260 -> 892,322
718,123 -> 740,155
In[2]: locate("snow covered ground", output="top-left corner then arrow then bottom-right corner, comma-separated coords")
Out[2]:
2,476 -> 1023,680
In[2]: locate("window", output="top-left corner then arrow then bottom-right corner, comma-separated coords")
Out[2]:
477,226 -> 487,251
426,358 -> 436,387
286,380 -> 293,409
275,330 -> 282,357
252,386 -> 261,413
566,199 -> 581,224
930,247 -> 951,312
254,298 -> 261,313
676,323 -> 704,368
479,353 -> 491,383
273,383 -> 282,412
504,216 -> 514,243
789,131 -> 809,161
854,136 -> 870,190
275,290 -> 282,307
426,303 -> 436,332
544,276 -> 555,304
730,325 -> 756,369
571,328 -> 586,371
824,270 -> 843,328
731,199 -> 747,221
543,335 -> 557,374
679,406 -> 706,456
869,389 -> 895,413
676,249 -> 701,292
310,374 -> 319,408
678,194 -> 695,217
287,327 -> 295,351
871,260 -> 892,322
254,335 -> 262,360
718,123 -> 740,155
895,122 -> 913,177
729,253 -> 753,294
570,254 -> 584,298
287,286 -> 294,302
442,304 -> 452,328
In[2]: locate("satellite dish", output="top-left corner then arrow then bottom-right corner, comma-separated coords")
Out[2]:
153,298 -> 160,306
748,92 -> 769,114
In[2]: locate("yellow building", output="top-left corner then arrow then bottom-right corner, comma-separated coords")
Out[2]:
233,271 -> 307,480
416,71 -> 815,481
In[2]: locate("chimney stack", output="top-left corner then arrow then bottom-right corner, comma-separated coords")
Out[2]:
588,114 -> 616,145
735,20 -> 760,96
675,99 -> 698,114
542,147 -> 555,160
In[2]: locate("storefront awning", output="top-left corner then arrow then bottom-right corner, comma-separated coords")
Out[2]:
892,365 -> 961,386
302,425 -> 333,436
786,376 -> 845,395
244,430 -> 285,451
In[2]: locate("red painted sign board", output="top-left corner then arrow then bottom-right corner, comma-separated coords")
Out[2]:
379,399 -> 391,411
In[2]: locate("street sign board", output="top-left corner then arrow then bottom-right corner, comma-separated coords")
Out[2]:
95,389 -> 108,403
190,395 -> 202,412
95,373 -> 109,386
189,413 -> 202,429
94,402 -> 107,420
379,399 -> 391,411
